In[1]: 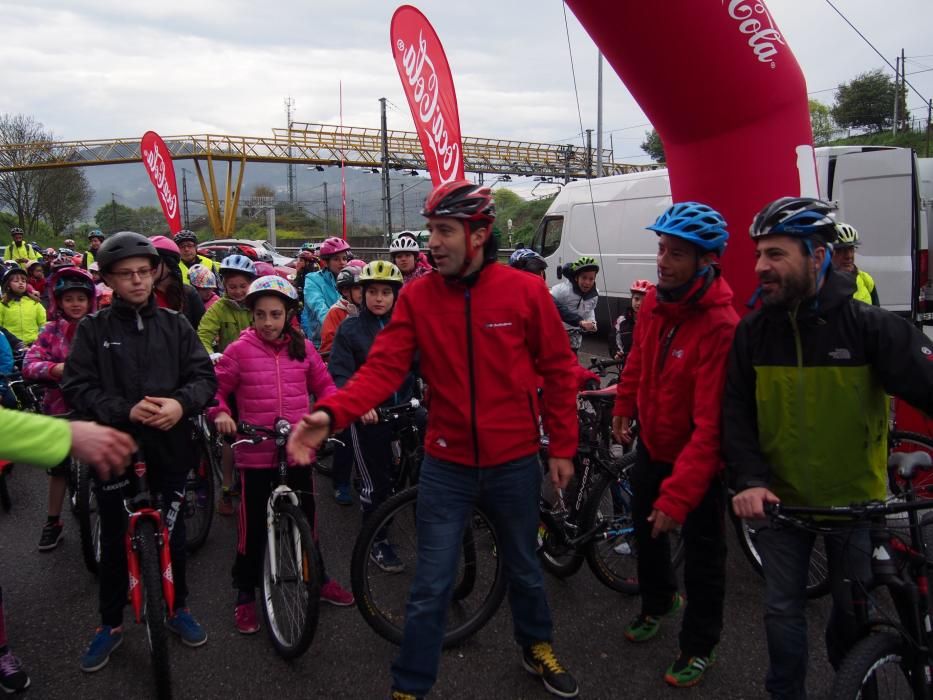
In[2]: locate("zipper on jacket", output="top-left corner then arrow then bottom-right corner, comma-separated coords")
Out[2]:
788,309 -> 812,500
465,289 -> 480,465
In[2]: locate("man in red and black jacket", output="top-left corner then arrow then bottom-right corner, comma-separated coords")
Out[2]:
287,180 -> 581,700
611,202 -> 739,688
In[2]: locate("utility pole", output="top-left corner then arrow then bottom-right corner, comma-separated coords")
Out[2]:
379,97 -> 393,244
181,168 -> 190,228
927,99 -> 932,158
596,50 -> 604,177
111,193 -> 117,229
285,97 -> 296,204
893,55 -> 900,136
323,182 -> 329,236
585,129 -> 593,178
400,182 -> 407,230
350,198 -> 356,231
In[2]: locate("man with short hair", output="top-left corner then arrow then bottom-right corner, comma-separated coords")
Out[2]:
287,180 -> 581,699
2,228 -> 39,263
611,202 -> 738,688
726,196 -> 933,698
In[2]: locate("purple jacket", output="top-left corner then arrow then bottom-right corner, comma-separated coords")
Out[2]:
208,327 -> 336,469
23,317 -> 79,415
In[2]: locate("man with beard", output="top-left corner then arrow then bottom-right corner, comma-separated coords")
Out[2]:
724,196 -> 933,698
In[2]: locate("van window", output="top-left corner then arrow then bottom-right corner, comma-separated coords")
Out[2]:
534,217 -> 563,257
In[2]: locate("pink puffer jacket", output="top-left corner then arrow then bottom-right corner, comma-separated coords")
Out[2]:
209,327 -> 336,468
23,318 -> 79,415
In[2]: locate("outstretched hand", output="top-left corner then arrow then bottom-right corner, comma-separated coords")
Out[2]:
287,411 -> 332,464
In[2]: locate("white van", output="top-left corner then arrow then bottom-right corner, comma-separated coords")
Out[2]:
531,146 -> 925,325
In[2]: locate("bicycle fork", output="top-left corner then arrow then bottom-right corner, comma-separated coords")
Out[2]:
266,487 -> 301,582
126,513 -> 177,623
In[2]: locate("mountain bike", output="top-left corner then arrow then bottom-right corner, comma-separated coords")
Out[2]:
182,414 -> 222,553
765,448 -> 933,699
350,400 -> 506,648
104,450 -> 182,700
233,419 -> 322,659
72,458 -> 101,574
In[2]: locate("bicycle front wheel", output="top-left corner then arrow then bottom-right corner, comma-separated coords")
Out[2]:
260,501 -> 321,659
350,486 -> 506,648
184,439 -> 217,553
830,632 -> 915,699
137,519 -> 173,700
75,461 -> 101,575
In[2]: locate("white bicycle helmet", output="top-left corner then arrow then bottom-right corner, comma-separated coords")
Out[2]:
219,254 -> 257,279
389,237 -> 420,255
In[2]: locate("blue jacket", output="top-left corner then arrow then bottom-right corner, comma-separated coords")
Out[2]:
302,269 -> 339,347
328,307 -> 415,407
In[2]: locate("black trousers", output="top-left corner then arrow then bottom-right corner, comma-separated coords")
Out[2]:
630,443 -> 727,657
231,467 -> 326,593
95,427 -> 194,627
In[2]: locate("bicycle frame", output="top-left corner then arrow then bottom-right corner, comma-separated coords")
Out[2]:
378,399 -> 423,492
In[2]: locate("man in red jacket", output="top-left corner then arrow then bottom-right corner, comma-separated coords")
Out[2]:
611,202 -> 739,688
287,180 -> 580,700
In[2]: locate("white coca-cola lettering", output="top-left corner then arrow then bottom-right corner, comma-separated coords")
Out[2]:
397,30 -> 462,184
724,0 -> 785,65
143,142 -> 179,221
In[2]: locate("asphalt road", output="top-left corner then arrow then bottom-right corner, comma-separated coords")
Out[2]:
0,345 -> 838,699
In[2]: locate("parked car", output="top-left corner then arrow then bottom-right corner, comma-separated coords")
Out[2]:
198,239 -> 294,279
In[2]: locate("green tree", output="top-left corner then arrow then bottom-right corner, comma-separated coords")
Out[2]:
832,69 -> 908,133
40,167 -> 93,234
134,206 -> 167,235
94,201 -> 136,234
640,128 -> 665,163
809,99 -> 836,145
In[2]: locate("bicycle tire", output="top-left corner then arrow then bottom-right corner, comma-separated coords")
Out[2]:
350,486 -> 506,648
260,501 -> 321,659
137,519 -> 173,700
184,439 -> 217,553
582,470 -> 684,594
538,521 -> 586,578
829,632 -> 914,699
75,461 -> 100,575
0,471 -> 10,513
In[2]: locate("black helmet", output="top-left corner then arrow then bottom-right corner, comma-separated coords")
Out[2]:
750,197 -> 837,242
96,231 -> 160,272
1,265 -> 26,287
174,229 -> 198,245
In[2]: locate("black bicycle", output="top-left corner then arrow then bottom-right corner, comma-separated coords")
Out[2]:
350,400 -> 506,648
765,449 -> 933,699
182,414 -> 222,553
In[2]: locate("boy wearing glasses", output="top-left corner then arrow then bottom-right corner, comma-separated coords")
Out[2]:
62,231 -> 217,672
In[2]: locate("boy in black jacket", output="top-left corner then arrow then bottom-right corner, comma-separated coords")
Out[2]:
63,231 -> 217,672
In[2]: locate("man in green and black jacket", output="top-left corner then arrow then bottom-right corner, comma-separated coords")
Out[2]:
725,197 -> 933,698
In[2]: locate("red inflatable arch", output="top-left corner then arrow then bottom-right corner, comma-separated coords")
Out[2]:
565,0 -> 814,311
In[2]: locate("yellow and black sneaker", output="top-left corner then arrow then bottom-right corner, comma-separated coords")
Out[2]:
522,642 -> 579,698
390,691 -> 422,700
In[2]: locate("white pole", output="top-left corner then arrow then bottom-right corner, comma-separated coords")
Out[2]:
596,51 -> 604,178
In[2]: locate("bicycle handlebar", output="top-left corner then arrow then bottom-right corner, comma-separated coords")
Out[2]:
588,357 -> 622,372
377,398 -> 422,421
765,496 -> 933,522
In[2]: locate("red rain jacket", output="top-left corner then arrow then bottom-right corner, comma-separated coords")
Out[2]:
316,262 -> 579,466
613,273 -> 739,523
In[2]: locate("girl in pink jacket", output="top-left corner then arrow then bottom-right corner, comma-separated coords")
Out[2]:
208,275 -> 354,635
22,268 -> 97,552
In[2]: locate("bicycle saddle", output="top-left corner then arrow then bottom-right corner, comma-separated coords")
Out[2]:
888,451 -> 933,481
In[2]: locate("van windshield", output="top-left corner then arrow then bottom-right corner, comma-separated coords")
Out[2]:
534,217 -> 563,257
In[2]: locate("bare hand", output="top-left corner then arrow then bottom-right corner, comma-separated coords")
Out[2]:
360,409 -> 379,425
612,415 -> 633,445
140,396 -> 183,431
129,398 -> 161,423
580,320 -> 597,333
287,411 -> 331,464
732,487 -> 781,519
548,457 -> 574,491
69,421 -> 136,480
647,508 -> 679,539
50,363 -> 65,380
214,412 -> 237,436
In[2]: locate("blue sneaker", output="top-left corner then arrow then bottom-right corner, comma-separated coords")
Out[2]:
80,625 -> 123,672
334,484 -> 353,506
370,540 -> 405,573
166,608 -> 208,647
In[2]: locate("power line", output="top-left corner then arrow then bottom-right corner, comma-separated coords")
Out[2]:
823,0 -> 928,103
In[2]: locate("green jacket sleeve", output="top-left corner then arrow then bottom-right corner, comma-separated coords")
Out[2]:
196,303 -> 221,354
0,407 -> 71,467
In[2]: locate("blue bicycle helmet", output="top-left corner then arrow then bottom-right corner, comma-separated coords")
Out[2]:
647,202 -> 729,255
219,254 -> 257,279
508,248 -> 547,272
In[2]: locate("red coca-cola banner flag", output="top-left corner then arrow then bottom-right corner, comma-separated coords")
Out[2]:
140,131 -> 182,235
390,5 -> 464,186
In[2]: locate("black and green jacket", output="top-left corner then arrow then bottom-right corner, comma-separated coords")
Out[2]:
724,270 -> 933,507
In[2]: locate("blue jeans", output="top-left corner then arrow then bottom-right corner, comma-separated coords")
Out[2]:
391,453 -> 552,695
754,523 -> 872,699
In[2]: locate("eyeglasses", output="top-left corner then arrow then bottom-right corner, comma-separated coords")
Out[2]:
109,267 -> 154,281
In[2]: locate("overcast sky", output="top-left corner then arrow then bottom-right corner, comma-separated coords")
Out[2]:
2,0 -> 932,188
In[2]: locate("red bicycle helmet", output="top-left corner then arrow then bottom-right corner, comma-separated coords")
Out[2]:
421,179 -> 496,275
149,235 -> 180,257
630,279 -> 655,294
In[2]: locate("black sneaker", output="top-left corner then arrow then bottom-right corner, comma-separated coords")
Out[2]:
522,642 -> 579,698
38,520 -> 64,551
0,649 -> 30,693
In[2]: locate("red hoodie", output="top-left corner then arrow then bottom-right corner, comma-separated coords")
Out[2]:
613,273 -> 739,523
315,262 -> 579,466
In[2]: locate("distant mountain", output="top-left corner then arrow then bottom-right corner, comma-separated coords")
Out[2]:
79,161 -> 434,231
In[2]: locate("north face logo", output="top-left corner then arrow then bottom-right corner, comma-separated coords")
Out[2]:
828,348 -> 851,360
102,340 -> 121,349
